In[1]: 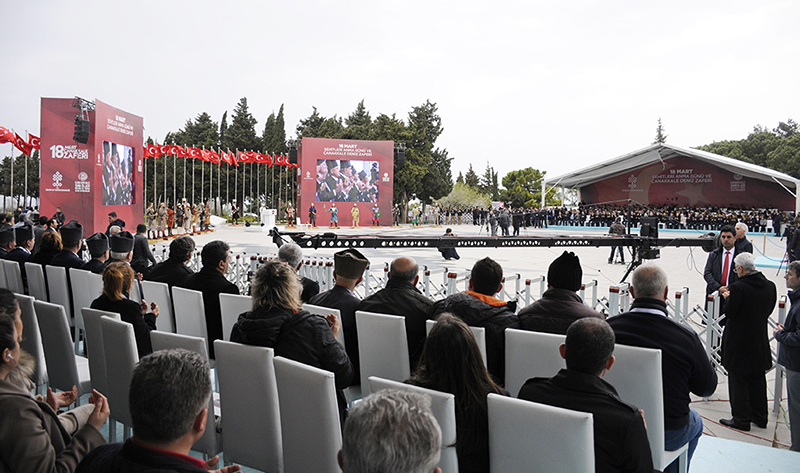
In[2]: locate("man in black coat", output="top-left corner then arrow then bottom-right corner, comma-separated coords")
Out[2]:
358,256 -> 434,371
6,223 -> 34,288
50,220 -> 86,270
430,257 -> 519,385
308,248 -> 370,386
718,252 -> 777,431
179,240 -> 239,359
518,251 -> 604,335
0,225 -> 14,259
146,236 -> 195,288
733,222 -> 754,254
105,211 -> 126,236
703,225 -> 738,311
131,224 -> 156,278
519,318 -> 653,473
82,233 -> 109,274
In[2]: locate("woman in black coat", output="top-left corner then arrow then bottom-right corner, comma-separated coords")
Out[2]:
91,262 -> 159,358
28,231 -> 62,267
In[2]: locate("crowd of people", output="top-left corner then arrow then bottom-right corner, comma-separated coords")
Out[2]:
316,159 -> 380,203
1,201 -> 799,472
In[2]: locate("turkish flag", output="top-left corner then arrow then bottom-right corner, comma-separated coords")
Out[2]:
0,126 -> 14,144
208,149 -> 220,164
157,145 -> 169,156
236,150 -> 250,163
143,145 -> 150,159
147,144 -> 160,158
13,133 -> 32,155
188,147 -> 202,159
229,150 -> 239,167
27,133 -> 41,150
176,145 -> 188,157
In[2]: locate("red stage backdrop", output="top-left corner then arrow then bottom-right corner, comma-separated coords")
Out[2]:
580,155 -> 796,209
298,138 -> 394,226
40,98 -> 144,233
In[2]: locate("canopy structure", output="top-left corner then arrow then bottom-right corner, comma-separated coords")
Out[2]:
545,144 -> 799,211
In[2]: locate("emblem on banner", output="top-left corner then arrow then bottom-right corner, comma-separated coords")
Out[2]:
52,172 -> 63,189
627,174 -> 637,189
382,172 -> 390,182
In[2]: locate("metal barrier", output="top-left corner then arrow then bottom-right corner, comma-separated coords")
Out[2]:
579,280 -> 598,309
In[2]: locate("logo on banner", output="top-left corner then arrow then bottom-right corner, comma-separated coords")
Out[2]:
138,159 -> 142,172
45,171 -> 70,193
627,174 -> 637,189
75,172 -> 90,193
304,171 -> 314,180
382,172 -> 390,182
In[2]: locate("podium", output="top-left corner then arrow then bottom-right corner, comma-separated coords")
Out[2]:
261,209 -> 277,228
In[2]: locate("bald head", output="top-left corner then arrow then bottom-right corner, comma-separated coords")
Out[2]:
389,257 -> 420,284
630,263 -> 668,301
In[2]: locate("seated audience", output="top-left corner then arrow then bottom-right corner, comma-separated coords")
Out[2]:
146,236 -> 195,288
408,313 -> 506,473
340,388 -> 441,473
0,289 -> 109,472
231,260 -> 353,414
518,317 -> 653,473
308,248 -> 370,386
178,240 -> 239,359
0,225 -> 14,258
75,349 -> 239,473
28,231 -> 63,267
359,256 -> 433,371
50,220 -> 85,270
518,251 -> 604,334
430,257 -> 519,385
91,262 -> 159,358
82,233 -> 109,274
277,242 -> 319,302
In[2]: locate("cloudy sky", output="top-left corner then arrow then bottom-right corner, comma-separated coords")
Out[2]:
2,0 -> 798,183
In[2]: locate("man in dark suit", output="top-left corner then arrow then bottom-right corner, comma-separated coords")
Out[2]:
82,233 -> 109,274
734,222 -> 754,254
5,223 -> 34,289
308,248 -> 370,387
179,240 -> 239,359
131,224 -> 156,278
0,225 -> 14,259
105,211 -> 126,236
277,242 -> 318,302
718,252 -> 777,431
50,220 -> 86,270
703,225 -> 738,310
146,236 -> 195,288
519,318 -> 653,473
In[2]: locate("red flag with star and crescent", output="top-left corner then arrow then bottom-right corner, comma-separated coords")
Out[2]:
13,133 -> 32,156
0,127 -> 14,144
27,133 -> 41,150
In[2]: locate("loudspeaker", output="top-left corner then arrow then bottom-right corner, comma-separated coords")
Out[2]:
288,148 -> 297,164
395,149 -> 405,168
73,117 -> 90,144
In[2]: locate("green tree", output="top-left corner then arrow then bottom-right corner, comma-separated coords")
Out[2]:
500,167 -> 559,207
464,164 -> 480,188
0,151 -> 39,203
227,98 -> 260,152
296,107 -> 325,138
456,171 -> 464,184
653,117 -> 668,144
480,162 -> 500,200
343,100 -> 372,140
435,182 -> 491,208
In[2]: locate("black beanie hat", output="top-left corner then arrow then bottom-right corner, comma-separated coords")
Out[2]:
547,251 -> 583,291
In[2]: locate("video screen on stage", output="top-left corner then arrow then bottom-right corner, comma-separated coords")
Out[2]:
316,159 -> 379,202
101,141 -> 135,206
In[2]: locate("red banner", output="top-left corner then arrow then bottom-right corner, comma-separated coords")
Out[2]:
0,126 -> 14,144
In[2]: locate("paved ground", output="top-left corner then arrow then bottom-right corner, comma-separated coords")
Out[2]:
153,221 -> 794,452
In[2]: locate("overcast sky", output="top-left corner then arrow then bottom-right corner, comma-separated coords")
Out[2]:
2,0 -> 798,184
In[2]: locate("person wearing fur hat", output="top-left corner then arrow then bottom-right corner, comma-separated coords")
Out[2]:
518,251 -> 605,335
82,232 -> 109,274
50,220 -> 86,270
0,225 -> 16,259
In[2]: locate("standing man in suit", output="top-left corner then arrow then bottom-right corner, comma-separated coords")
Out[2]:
131,224 -> 156,278
734,222 -> 753,254
703,225 -> 738,311
50,220 -> 85,270
308,248 -> 370,387
179,240 -> 239,359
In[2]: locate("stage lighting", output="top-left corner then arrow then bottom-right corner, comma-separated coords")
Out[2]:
288,139 -> 297,164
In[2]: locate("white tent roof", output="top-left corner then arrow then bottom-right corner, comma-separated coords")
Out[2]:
545,143 -> 799,190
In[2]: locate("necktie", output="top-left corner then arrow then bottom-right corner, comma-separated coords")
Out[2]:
721,251 -> 730,286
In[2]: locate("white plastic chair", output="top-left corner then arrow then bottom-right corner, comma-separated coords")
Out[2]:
303,303 -> 344,347
85,272 -> 103,302
355,310 -> 410,393
34,301 -> 92,403
45,265 -> 77,351
25,263 -> 48,302
80,307 -> 120,442
141,280 -> 175,334
488,394 -> 594,473
604,344 -> 688,473
426,319 -> 488,368
369,376 -> 458,473
101,316 -> 139,440
171,286 -> 208,341
220,293 -> 251,342
504,329 -> 565,397
274,356 -> 341,473
215,340 -> 283,472
4,260 -> 24,294
15,294 -> 48,394
150,331 -> 222,460
0,260 -> 6,289
69,268 -> 92,349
